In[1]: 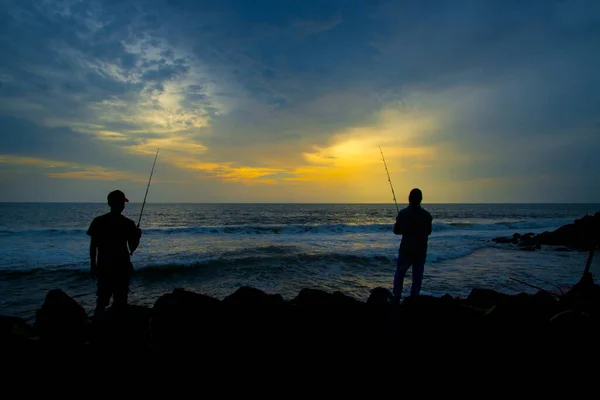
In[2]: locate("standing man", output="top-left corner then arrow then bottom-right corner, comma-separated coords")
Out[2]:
87,190 -> 142,315
392,188 -> 433,304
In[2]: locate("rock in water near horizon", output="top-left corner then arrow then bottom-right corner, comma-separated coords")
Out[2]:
492,211 -> 600,250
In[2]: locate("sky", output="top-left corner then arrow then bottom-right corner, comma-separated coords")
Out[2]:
0,0 -> 599,203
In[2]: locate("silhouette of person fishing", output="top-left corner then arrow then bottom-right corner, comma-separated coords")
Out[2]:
87,190 -> 142,315
392,188 -> 433,304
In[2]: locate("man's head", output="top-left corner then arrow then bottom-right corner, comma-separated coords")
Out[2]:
107,190 -> 129,213
408,188 -> 423,206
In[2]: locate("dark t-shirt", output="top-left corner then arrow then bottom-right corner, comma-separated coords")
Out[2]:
87,213 -> 138,270
394,205 -> 433,264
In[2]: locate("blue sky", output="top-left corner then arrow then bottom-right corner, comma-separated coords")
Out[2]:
0,0 -> 599,202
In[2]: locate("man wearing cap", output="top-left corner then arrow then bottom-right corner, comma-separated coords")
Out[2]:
87,190 -> 142,315
392,188 -> 433,304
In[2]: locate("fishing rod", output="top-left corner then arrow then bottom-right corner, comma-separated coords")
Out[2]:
379,146 -> 399,213
131,148 -> 159,255
137,148 -> 159,227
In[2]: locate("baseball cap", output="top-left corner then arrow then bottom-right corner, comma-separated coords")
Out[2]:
107,190 -> 129,204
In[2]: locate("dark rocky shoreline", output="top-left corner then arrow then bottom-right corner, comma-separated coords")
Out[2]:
3,212 -> 599,373
2,273 -> 599,367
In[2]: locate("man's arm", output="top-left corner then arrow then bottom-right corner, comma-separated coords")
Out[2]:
128,222 -> 142,254
86,219 -> 98,278
426,213 -> 433,236
393,212 -> 403,235
89,236 -> 97,278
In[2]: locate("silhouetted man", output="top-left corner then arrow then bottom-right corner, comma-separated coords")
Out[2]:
392,188 -> 433,303
87,190 -> 142,315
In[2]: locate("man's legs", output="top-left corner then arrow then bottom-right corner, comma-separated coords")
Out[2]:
95,277 -> 112,315
393,255 -> 411,304
111,271 -> 131,311
410,262 -> 425,297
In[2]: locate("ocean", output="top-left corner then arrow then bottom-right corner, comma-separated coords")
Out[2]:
1,202 -> 599,322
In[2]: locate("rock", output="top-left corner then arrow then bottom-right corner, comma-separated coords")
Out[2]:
531,290 -> 559,306
550,310 -> 591,326
366,287 -> 394,307
549,310 -> 597,338
491,211 -> 600,250
398,295 -> 484,340
290,288 -> 367,346
441,293 -> 454,302
0,315 -> 36,345
364,287 -> 399,334
463,287 -> 563,332
223,286 -> 285,306
559,272 -> 600,316
149,288 -> 222,352
519,245 -> 539,251
492,236 -> 518,244
332,290 -> 363,306
222,286 -> 291,348
291,288 -> 362,307
89,305 -> 152,350
291,288 -> 333,306
464,288 -> 514,309
34,289 -> 89,344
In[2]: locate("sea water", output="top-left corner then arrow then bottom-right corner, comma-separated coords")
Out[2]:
1,202 -> 598,321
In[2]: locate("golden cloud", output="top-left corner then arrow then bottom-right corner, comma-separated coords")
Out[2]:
0,155 -> 76,169
47,169 -> 147,182
0,154 -> 147,182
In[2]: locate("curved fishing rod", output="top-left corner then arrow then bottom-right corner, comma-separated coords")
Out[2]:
137,148 -> 159,227
131,148 -> 159,255
379,146 -> 399,213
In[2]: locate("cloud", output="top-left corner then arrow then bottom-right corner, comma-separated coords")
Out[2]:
0,154 -> 148,182
0,0 -> 599,202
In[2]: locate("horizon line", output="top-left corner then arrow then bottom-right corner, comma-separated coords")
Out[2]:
1,201 -> 600,205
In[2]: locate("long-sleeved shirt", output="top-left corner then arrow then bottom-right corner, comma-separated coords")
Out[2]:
393,205 -> 433,264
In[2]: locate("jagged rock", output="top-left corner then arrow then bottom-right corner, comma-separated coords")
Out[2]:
0,315 -> 36,346
34,289 -> 89,344
463,287 -> 563,331
291,288 -> 361,307
464,288 -> 514,309
7,279 -> 599,360
332,290 -> 363,306
548,309 -> 598,339
366,287 -> 394,307
150,288 -> 222,351
492,234 -> 519,244
559,273 -> 600,316
291,288 -> 333,306
441,293 -> 455,302
290,288 -> 367,345
89,305 -> 152,350
398,295 -> 485,340
223,286 -> 285,306
534,212 -> 600,249
550,310 -> 592,327
222,286 -> 292,348
531,290 -> 559,306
